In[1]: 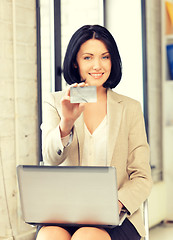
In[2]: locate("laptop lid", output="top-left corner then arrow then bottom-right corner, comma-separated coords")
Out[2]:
17,165 -> 127,228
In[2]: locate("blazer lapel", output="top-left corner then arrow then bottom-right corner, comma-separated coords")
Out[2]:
107,89 -> 123,166
55,89 -> 123,166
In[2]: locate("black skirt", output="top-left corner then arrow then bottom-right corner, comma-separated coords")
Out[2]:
35,218 -> 141,240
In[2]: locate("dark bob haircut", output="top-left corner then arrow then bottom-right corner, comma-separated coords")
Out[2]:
63,25 -> 122,89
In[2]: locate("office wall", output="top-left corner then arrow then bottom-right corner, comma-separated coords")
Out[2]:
40,0 -> 104,101
146,0 -> 162,182
61,0 -> 104,89
105,0 -> 144,107
0,0 -> 38,239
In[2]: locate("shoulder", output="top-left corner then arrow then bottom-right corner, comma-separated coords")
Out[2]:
107,89 -> 143,120
43,90 -> 66,108
108,89 -> 141,108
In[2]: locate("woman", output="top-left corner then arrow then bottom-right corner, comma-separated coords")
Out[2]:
36,25 -> 152,240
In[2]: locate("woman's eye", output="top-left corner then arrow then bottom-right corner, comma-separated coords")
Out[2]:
102,55 -> 110,59
84,56 -> 91,60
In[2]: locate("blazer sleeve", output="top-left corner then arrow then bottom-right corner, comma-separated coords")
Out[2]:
41,93 -> 72,165
118,102 -> 152,215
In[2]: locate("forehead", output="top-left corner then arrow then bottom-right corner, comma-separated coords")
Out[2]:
78,39 -> 108,54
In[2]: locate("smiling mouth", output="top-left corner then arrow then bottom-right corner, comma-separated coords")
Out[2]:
89,73 -> 104,79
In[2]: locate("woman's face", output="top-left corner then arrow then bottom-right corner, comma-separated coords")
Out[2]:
76,39 -> 112,88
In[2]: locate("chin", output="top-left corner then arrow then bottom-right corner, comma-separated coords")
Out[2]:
86,80 -> 106,87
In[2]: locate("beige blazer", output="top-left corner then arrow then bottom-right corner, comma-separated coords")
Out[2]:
41,89 -> 152,237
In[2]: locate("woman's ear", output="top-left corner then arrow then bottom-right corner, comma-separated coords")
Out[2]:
74,62 -> 78,68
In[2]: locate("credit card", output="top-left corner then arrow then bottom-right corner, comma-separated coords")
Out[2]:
70,86 -> 97,103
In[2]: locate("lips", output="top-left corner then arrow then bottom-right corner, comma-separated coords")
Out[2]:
89,73 -> 104,79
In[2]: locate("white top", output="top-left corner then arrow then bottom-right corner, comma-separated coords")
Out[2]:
61,116 -> 107,166
82,116 -> 107,166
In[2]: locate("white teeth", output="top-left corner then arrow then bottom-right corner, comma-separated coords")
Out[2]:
90,73 -> 102,77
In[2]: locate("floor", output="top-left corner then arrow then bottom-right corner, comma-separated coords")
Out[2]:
149,222 -> 173,240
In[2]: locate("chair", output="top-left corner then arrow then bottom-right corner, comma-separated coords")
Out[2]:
143,199 -> 149,240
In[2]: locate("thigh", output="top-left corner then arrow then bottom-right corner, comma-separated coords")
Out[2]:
36,225 -> 72,240
71,226 -> 111,240
35,219 -> 141,240
35,225 -> 80,240
105,219 -> 141,240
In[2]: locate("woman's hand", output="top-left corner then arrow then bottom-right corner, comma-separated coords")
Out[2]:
118,201 -> 124,214
59,82 -> 87,137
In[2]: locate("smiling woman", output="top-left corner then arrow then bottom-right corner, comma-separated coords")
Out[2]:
36,24 -> 152,240
63,25 -> 122,89
76,39 -> 112,88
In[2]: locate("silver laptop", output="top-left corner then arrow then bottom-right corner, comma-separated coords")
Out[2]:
17,165 -> 127,228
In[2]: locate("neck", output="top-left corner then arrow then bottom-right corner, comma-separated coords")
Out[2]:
97,86 -> 107,95
96,86 -> 107,100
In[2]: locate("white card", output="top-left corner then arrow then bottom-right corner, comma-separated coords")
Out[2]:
70,86 -> 97,103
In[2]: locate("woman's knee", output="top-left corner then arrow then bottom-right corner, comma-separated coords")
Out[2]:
36,226 -> 71,240
71,227 -> 111,240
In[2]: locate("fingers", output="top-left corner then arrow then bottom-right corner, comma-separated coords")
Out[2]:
60,84 -> 86,131
78,102 -> 86,112
61,93 -> 70,104
78,82 -> 87,87
64,81 -> 90,107
71,82 -> 88,88
66,82 -> 88,97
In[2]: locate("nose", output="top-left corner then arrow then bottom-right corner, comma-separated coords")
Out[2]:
92,58 -> 101,71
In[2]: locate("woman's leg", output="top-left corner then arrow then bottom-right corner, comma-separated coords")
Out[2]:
71,227 -> 111,240
36,226 -> 71,240
35,219 -> 141,240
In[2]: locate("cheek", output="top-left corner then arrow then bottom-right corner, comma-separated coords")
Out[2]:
78,66 -> 85,75
102,60 -> 111,71
107,61 -> 112,71
78,66 -> 87,80
78,63 -> 88,74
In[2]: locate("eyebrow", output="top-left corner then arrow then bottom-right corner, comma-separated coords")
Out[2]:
82,51 -> 110,56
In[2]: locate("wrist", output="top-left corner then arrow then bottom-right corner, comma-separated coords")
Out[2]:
59,118 -> 74,137
61,131 -> 73,148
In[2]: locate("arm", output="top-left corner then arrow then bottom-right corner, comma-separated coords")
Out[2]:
41,93 -> 70,165
118,102 -> 152,215
41,84 -> 86,165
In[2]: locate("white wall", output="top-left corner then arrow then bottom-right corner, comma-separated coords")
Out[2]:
105,0 -> 144,107
61,0 -> 104,89
0,0 -> 38,239
40,0 -> 104,102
